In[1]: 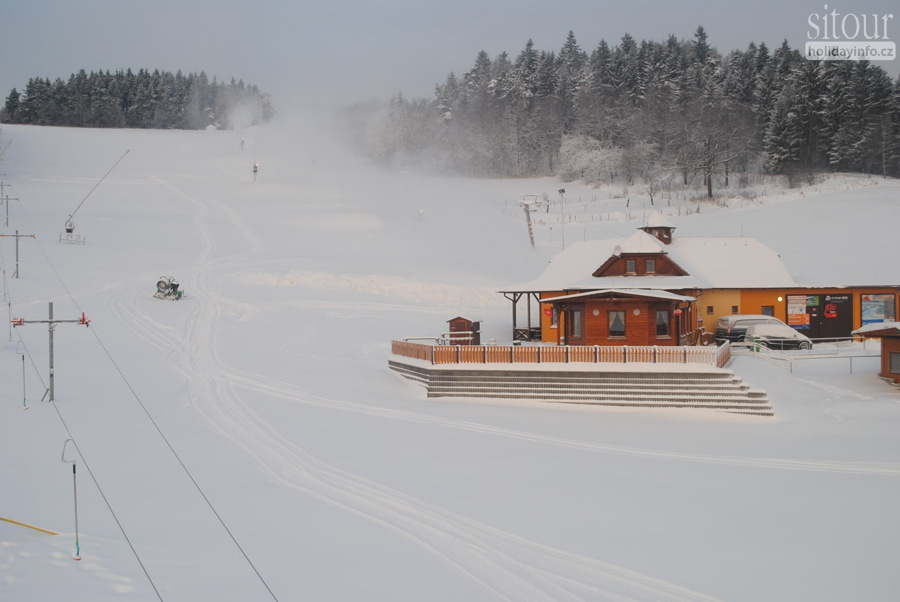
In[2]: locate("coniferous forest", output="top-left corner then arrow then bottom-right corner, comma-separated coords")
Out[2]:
352,27 -> 900,192
0,68 -> 274,130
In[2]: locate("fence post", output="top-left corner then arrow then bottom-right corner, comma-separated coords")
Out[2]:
624,346 -> 628,364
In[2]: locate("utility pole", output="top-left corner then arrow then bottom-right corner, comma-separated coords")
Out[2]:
0,230 -> 35,277
558,188 -> 566,250
0,181 -> 11,225
0,180 -> 19,226
11,302 -> 90,402
4,197 -> 19,227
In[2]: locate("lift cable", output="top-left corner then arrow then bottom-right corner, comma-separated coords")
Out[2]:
65,149 -> 130,229
23,209 -> 279,601
4,241 -> 162,599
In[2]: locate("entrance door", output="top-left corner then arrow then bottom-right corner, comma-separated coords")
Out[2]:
567,304 -> 585,343
808,294 -> 853,340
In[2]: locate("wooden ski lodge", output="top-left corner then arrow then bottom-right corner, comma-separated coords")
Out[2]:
500,214 -> 898,347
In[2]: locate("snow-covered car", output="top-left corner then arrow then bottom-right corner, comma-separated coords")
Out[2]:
715,314 -> 785,343
743,323 -> 813,350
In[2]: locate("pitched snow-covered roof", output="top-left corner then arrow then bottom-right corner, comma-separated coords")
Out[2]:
852,321 -> 900,336
447,316 -> 482,323
668,237 -> 797,289
500,233 -> 797,293
618,230 -> 666,254
643,212 -> 675,229
500,239 -> 621,293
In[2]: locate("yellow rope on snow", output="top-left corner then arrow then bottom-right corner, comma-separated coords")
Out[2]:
0,516 -> 59,535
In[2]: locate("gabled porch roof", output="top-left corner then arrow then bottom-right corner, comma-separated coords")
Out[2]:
852,321 -> 900,337
541,288 -> 697,304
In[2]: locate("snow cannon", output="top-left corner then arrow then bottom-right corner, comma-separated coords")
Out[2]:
154,276 -> 183,300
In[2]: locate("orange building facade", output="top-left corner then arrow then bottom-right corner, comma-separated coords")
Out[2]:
698,288 -> 898,340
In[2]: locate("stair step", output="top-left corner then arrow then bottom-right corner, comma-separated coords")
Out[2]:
388,359 -> 772,416
428,391 -> 769,404
428,389 -> 768,400
427,380 -> 761,391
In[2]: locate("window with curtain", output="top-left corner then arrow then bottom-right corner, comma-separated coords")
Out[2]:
609,311 -> 625,338
656,310 -> 670,337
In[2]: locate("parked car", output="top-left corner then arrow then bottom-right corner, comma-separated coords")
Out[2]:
743,323 -> 813,350
715,314 -> 785,343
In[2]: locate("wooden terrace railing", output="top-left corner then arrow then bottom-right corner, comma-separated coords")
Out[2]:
392,340 -> 732,369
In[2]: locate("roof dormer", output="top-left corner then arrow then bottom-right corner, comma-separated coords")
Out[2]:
591,231 -> 688,278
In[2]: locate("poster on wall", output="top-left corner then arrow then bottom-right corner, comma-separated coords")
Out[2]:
787,295 -> 812,329
862,294 -> 896,325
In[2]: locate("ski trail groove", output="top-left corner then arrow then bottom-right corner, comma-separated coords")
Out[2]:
227,371 -> 900,477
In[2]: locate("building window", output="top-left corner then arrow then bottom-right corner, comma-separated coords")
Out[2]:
862,294 -> 896,323
891,352 -> 900,375
625,259 -> 636,274
550,306 -> 558,328
646,259 -> 656,274
761,306 -> 775,317
656,310 -> 670,337
732,306 -> 739,314
706,305 -> 715,315
609,311 -> 625,338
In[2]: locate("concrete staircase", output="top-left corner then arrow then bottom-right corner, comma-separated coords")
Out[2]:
389,359 -> 772,416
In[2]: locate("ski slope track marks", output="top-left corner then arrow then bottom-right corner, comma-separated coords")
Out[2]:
106,178 -> 731,600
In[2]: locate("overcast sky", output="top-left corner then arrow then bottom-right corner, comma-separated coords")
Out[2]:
2,0 -> 897,111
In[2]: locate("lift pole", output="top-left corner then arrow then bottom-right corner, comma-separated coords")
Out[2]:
12,302 -> 90,402
559,188 -> 566,250
2,194 -> 20,227
61,439 -> 82,560
0,230 -> 35,277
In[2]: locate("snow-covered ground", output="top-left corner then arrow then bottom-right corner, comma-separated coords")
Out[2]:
1,114 -> 899,601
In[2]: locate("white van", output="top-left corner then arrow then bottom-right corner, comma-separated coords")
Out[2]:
743,323 -> 813,350
715,314 -> 785,343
